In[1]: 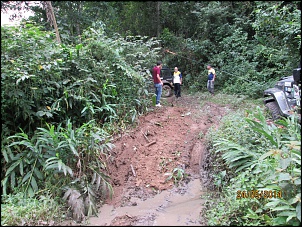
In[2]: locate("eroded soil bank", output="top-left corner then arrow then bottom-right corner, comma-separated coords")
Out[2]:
63,94 -> 231,226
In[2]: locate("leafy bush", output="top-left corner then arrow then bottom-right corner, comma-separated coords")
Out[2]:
2,119 -> 113,221
1,22 -> 161,139
161,1 -> 300,98
203,107 -> 301,226
1,21 -> 163,221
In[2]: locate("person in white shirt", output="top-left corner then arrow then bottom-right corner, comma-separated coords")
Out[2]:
173,67 -> 182,98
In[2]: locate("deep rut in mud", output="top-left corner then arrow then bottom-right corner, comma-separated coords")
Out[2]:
89,94 -> 231,226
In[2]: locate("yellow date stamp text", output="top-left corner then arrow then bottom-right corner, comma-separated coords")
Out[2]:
236,190 -> 282,199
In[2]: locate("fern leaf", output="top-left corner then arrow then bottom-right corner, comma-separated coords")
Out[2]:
235,162 -> 254,172
27,186 -> 34,198
10,171 -> 16,188
33,168 -> 43,180
2,148 -> 9,162
21,172 -> 31,184
31,176 -> 38,192
6,160 -> 21,176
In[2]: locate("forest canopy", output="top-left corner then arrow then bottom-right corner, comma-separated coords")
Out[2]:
1,1 -> 301,225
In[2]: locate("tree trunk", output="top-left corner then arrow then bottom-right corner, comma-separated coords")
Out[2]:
156,1 -> 161,38
76,2 -> 82,41
45,1 -> 61,44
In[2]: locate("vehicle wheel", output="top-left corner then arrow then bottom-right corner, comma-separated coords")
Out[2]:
162,85 -> 173,97
265,101 -> 281,120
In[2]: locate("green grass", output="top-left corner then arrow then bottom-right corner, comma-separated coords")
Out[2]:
183,88 -> 263,109
1,192 -> 65,226
196,91 -> 263,108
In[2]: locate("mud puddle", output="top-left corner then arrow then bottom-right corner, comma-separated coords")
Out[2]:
89,178 -> 205,226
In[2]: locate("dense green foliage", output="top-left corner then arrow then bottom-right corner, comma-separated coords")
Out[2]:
160,1 -> 300,97
203,108 -> 301,225
3,1 -> 300,96
1,21 -> 160,222
1,23 -> 160,138
1,0 -> 301,224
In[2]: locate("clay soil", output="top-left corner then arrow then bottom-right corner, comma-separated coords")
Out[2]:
105,93 -> 231,209
60,93 -> 232,226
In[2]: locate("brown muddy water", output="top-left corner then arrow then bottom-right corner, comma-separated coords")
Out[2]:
88,179 -> 206,226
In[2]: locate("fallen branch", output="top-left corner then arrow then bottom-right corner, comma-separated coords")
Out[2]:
145,140 -> 156,147
130,164 -> 136,177
141,130 -> 150,143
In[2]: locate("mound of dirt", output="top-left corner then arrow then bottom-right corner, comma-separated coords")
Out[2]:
105,95 -> 230,208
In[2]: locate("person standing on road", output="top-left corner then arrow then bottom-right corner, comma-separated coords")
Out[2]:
173,67 -> 182,98
152,61 -> 163,107
207,64 -> 216,95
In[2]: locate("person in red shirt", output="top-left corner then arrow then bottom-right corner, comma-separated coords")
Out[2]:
152,61 -> 163,107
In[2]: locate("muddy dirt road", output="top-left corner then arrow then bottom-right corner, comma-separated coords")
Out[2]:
89,94 -> 231,226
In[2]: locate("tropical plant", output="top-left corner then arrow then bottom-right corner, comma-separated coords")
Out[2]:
165,167 -> 187,186
245,111 -> 301,225
203,107 -> 301,226
1,119 -> 114,221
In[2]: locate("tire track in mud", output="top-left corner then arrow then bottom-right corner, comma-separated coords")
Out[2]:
89,94 -> 231,226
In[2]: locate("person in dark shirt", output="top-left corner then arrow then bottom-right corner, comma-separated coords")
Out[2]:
152,61 -> 163,107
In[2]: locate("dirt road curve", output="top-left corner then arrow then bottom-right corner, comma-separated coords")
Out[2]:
85,94 -> 231,226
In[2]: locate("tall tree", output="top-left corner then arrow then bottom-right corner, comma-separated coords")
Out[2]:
44,1 -> 61,44
156,1 -> 161,38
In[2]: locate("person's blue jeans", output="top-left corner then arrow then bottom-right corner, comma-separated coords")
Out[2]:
207,80 -> 214,94
154,83 -> 162,104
